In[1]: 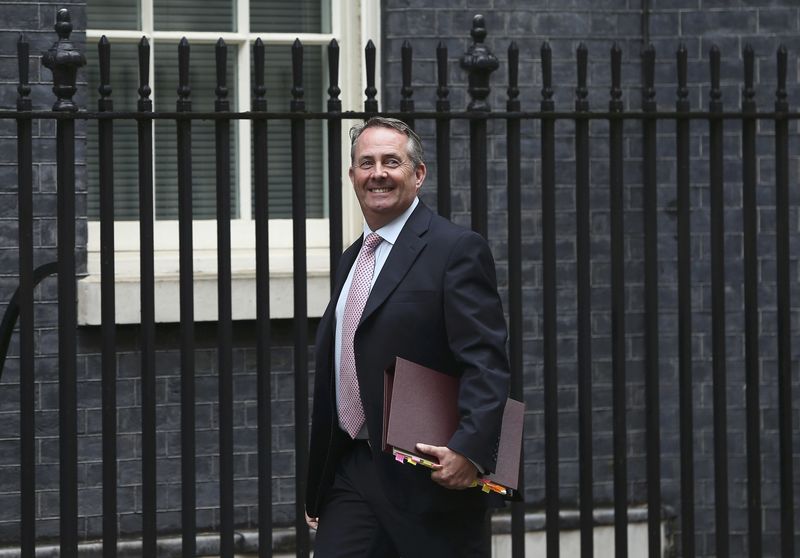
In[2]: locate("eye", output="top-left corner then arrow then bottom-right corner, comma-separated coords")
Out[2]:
385,158 -> 401,168
359,160 -> 374,170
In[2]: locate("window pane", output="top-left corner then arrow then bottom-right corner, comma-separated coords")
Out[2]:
86,42 -> 142,220
250,0 -> 330,33
87,0 -> 139,29
251,44 -> 325,219
154,0 -> 234,32
154,42 -> 238,220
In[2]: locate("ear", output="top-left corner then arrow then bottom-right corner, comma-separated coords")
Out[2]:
414,162 -> 427,191
349,165 -> 355,185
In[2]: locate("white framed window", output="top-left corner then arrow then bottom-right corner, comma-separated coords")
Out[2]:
80,0 -> 378,324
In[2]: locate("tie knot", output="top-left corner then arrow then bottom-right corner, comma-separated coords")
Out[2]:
363,232 -> 383,253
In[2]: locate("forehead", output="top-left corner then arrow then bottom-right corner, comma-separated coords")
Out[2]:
353,126 -> 410,159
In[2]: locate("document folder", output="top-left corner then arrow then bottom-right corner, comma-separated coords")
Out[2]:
382,356 -> 524,495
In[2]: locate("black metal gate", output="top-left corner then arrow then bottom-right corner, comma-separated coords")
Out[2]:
1,8 -> 798,558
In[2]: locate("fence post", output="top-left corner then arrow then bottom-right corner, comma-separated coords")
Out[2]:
460,14 -> 497,237
641,43 -> 662,558
41,10 -> 85,557
290,38 -> 311,558
252,38 -> 273,558
96,34 -> 119,558
435,42 -> 451,219
708,45 -> 730,558
609,42 -> 627,558
540,41 -> 560,558
774,45 -> 795,558
175,37 -> 196,558
675,42 -> 696,558
16,34 -> 35,558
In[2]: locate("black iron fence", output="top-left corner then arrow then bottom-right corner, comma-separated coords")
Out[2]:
1,8 -> 798,558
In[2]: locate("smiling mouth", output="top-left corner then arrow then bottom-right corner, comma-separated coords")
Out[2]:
369,187 -> 393,193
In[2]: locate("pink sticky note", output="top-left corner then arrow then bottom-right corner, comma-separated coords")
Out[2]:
395,453 -> 405,463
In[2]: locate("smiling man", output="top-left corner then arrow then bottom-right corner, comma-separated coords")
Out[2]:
305,117 -> 510,557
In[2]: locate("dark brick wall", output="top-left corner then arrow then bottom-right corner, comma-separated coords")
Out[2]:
382,1 -> 800,557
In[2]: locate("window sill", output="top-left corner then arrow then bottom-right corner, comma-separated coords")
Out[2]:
78,218 -> 340,325
77,248 -> 331,325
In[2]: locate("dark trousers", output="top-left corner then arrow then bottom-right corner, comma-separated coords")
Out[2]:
313,440 -> 490,558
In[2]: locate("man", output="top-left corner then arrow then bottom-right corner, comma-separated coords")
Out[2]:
305,117 -> 510,557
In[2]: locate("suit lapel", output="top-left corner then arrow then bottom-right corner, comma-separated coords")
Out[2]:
359,203 -> 431,326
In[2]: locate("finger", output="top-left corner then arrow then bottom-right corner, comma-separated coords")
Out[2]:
416,442 -> 444,457
304,512 -> 319,530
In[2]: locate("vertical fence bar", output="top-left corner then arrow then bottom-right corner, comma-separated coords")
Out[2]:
327,39 -> 343,291
460,15 -> 497,238
136,35 -> 159,554
505,41 -> 525,558
641,44 -> 661,558
773,44 -> 794,558
364,40 -> 378,115
675,43 -> 695,558
400,40 -> 414,129
609,42 -> 627,558
215,38 -> 235,558
540,41 -> 559,558
41,10 -> 84,555
97,35 -> 118,558
435,42 -> 451,219
16,35 -> 35,558
252,38 -> 273,557
291,38 -> 311,558
741,44 -> 762,558
574,43 -> 593,558
176,37 -> 196,557
708,45 -> 730,558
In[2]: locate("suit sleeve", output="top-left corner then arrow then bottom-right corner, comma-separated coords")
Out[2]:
442,230 -> 510,472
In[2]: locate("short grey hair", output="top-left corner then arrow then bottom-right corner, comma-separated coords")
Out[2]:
349,117 -> 425,169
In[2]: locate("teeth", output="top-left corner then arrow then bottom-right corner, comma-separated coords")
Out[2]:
371,188 -> 391,193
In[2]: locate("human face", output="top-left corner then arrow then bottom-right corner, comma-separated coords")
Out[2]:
349,126 -> 426,231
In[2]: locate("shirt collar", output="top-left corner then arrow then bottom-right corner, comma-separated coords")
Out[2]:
362,197 -> 419,245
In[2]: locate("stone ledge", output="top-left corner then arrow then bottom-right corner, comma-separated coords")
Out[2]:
0,507 -> 675,557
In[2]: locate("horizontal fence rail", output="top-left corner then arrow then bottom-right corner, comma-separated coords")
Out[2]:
1,8 -> 798,558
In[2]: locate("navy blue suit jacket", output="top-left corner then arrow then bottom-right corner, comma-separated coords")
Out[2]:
305,202 -> 510,515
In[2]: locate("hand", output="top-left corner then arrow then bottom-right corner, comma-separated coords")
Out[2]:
416,443 -> 478,490
305,511 -> 319,530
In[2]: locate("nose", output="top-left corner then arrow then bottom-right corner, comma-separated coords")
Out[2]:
371,164 -> 389,178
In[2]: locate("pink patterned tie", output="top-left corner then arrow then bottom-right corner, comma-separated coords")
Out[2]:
339,232 -> 383,438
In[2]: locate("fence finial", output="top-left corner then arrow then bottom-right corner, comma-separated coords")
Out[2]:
610,43 -> 622,106
507,42 -> 519,112
177,38 -> 191,110
215,38 -> 229,111
743,44 -> 755,106
401,40 -> 414,113
364,40 -> 378,113
575,43 -> 588,111
138,37 -> 152,112
709,45 -> 721,105
42,8 -> 85,112
776,45 -> 787,106
460,14 -> 498,111
541,42 -> 553,105
327,39 -> 341,112
17,35 -> 31,111
253,39 -> 266,111
98,36 -> 112,110
291,39 -> 305,112
436,42 -> 449,111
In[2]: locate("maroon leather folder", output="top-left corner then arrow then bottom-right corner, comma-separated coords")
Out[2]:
383,356 -> 524,492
